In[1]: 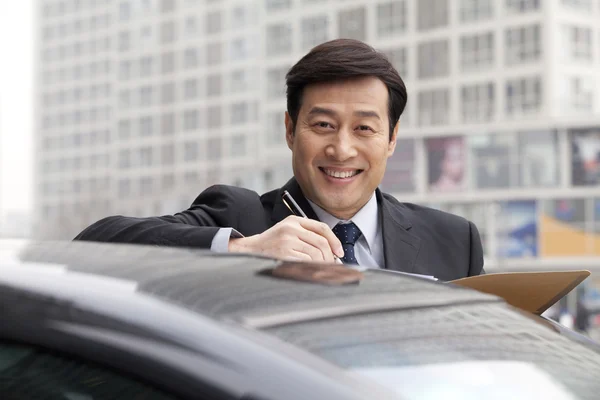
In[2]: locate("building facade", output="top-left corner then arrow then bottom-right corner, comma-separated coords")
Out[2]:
35,0 -> 600,269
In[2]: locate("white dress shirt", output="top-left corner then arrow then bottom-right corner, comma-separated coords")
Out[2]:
306,193 -> 384,269
210,192 -> 385,269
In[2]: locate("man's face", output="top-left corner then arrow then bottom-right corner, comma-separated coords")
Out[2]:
285,76 -> 398,220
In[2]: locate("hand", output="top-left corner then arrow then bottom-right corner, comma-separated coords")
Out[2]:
228,216 -> 344,263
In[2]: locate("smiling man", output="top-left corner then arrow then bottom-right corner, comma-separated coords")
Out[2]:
74,39 -> 484,280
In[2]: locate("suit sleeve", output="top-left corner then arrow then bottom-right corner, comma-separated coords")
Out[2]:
468,220 -> 485,276
73,185 -> 248,249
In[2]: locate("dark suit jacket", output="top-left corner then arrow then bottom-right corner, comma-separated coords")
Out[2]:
74,178 -> 484,280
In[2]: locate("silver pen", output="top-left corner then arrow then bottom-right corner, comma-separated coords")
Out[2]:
281,190 -> 343,264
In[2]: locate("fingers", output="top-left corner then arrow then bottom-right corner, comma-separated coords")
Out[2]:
294,218 -> 344,258
293,228 -> 338,263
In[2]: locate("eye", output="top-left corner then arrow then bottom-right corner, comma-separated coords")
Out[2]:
315,121 -> 334,129
357,125 -> 374,132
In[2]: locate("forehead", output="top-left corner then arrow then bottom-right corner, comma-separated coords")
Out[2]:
300,76 -> 389,114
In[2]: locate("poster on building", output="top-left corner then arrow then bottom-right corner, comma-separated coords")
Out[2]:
540,198 -> 591,256
468,134 -> 515,189
426,136 -> 466,192
571,128 -> 600,186
497,200 -> 538,258
380,139 -> 416,193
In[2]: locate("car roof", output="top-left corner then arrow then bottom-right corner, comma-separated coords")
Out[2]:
2,240 -> 600,400
0,240 -> 499,326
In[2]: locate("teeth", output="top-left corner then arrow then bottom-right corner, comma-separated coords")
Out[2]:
324,169 -> 358,179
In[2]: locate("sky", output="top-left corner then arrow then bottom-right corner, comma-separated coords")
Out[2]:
0,0 -> 34,216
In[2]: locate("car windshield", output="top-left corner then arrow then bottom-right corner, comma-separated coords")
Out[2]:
353,361 -> 577,400
264,302 -> 599,400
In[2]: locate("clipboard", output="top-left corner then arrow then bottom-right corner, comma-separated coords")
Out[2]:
450,270 -> 591,315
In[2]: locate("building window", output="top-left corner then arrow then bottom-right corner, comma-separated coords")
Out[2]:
266,111 -> 284,145
381,139 -> 416,192
207,106 -> 222,128
183,110 -> 199,131
118,31 -> 130,52
461,82 -> 495,123
139,86 -> 154,107
205,11 -> 222,35
207,137 -> 222,160
230,69 -> 249,93
206,42 -> 222,65
161,82 -> 176,105
505,24 -> 541,65
140,176 -> 153,195
266,23 -> 292,56
119,61 -> 131,80
161,113 -> 175,135
162,174 -> 175,190
382,47 -> 408,78
519,130 -> 559,187
460,32 -> 494,70
561,0 -> 593,11
230,102 -> 249,125
184,16 -> 197,37
563,26 -> 593,61
184,141 -> 199,161
377,1 -> 407,37
505,0 -> 540,13
118,120 -> 131,139
231,134 -> 247,156
570,76 -> 594,112
506,76 -> 542,116
161,0 -> 175,13
140,56 -> 153,77
118,149 -> 130,169
418,40 -> 449,79
184,47 -> 199,69
467,133 -> 517,189
266,66 -> 289,99
160,21 -> 176,44
184,78 -> 198,99
139,116 -> 154,136
162,144 -> 174,165
206,73 -> 222,96
161,52 -> 175,74
139,147 -> 153,167
418,88 -> 450,125
301,16 -> 329,51
338,7 -> 366,41
266,0 -> 291,12
459,0 -> 493,22
118,179 -> 130,197
417,0 -> 448,31
232,5 -> 250,29
570,128 -> 600,186
231,37 -> 252,62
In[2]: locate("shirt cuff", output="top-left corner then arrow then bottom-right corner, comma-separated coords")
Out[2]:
210,227 -> 243,253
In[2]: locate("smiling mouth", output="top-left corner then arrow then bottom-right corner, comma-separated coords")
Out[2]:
319,167 -> 363,179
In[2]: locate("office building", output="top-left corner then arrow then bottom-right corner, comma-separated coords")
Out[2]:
35,0 -> 600,269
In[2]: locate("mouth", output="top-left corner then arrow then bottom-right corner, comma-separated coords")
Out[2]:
319,167 -> 364,180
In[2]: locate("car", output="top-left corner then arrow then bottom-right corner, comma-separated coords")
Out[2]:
1,239 -> 600,400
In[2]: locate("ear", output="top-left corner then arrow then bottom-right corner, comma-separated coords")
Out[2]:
387,120 -> 399,157
285,111 -> 294,150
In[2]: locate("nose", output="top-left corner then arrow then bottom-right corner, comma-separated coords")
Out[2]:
325,129 -> 358,161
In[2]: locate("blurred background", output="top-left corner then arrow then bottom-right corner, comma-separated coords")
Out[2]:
1,0 -> 600,334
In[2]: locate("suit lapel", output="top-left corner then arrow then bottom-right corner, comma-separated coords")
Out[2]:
271,178 -> 321,225
378,190 -> 422,273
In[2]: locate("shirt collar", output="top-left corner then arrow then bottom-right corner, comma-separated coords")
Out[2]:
306,193 -> 379,253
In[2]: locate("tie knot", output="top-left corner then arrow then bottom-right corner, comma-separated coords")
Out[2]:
332,222 -> 362,245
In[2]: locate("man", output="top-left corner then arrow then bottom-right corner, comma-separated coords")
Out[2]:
74,39 -> 484,280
